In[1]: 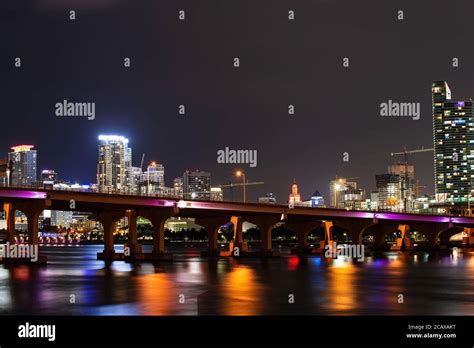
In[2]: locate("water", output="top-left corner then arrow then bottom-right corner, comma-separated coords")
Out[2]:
0,245 -> 473,315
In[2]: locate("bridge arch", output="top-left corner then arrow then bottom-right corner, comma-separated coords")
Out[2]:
359,223 -> 400,248
437,227 -> 464,245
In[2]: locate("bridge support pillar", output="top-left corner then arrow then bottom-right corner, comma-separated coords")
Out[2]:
390,224 -> 414,251
97,211 -> 124,260
462,227 -> 474,246
196,216 -> 231,257
321,221 -> 335,250
231,216 -> 248,252
3,203 -> 16,244
125,210 -> 142,256
15,201 -> 51,247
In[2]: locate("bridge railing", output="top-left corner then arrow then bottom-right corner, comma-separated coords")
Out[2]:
0,183 -> 460,217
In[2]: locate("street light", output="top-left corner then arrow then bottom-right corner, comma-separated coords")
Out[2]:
236,170 -> 246,203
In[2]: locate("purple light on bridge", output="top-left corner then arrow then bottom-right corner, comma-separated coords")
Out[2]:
152,199 -> 176,207
0,190 -> 47,199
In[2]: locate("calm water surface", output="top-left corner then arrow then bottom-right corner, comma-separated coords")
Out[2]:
0,245 -> 473,315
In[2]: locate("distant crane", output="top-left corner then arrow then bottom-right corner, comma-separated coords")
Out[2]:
219,182 -> 264,202
390,146 -> 434,164
390,146 -> 434,212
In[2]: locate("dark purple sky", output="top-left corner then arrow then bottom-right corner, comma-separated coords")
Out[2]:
1,0 -> 473,203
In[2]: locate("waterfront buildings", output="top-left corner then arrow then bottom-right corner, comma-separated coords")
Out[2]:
140,161 -> 165,195
432,81 -> 474,205
375,173 -> 403,211
310,190 -> 325,207
210,187 -> 224,201
258,193 -> 277,204
173,177 -> 184,198
183,170 -> 211,200
329,178 -> 359,208
8,145 -> 37,187
97,135 -> 132,194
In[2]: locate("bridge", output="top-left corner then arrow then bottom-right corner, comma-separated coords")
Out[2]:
1,187 -> 474,261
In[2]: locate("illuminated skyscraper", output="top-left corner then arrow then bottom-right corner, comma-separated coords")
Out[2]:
329,178 -> 357,208
432,81 -> 474,204
8,145 -> 37,187
183,170 -> 211,200
375,174 -> 403,212
140,161 -> 164,195
97,135 -> 132,193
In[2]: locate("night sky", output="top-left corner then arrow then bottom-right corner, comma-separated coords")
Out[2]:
1,0 -> 474,203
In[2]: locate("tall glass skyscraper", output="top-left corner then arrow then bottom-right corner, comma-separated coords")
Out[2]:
432,81 -> 474,204
97,135 -> 132,193
8,145 -> 37,187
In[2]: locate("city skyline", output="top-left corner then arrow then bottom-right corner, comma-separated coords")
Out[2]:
2,1 -> 473,204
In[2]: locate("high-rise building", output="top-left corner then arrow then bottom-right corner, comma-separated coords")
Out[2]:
329,178 -> 358,208
96,135 -> 132,194
288,180 -> 301,205
388,163 -> 415,211
433,81 -> 474,205
183,170 -> 211,200
375,174 -> 403,211
8,145 -> 37,187
130,166 -> 142,194
140,162 -> 164,195
173,177 -> 184,198
210,187 -> 224,201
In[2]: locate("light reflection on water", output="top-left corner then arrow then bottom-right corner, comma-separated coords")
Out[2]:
0,245 -> 473,315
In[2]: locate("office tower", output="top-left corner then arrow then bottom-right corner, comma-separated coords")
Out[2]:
183,170 -> 211,200
433,81 -> 474,205
388,163 -> 414,211
140,162 -> 164,195
130,166 -> 142,194
329,178 -> 358,208
288,180 -> 301,205
210,187 -> 224,201
97,135 -> 132,194
173,177 -> 184,198
375,173 -> 403,212
8,145 -> 37,187
258,193 -> 277,204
